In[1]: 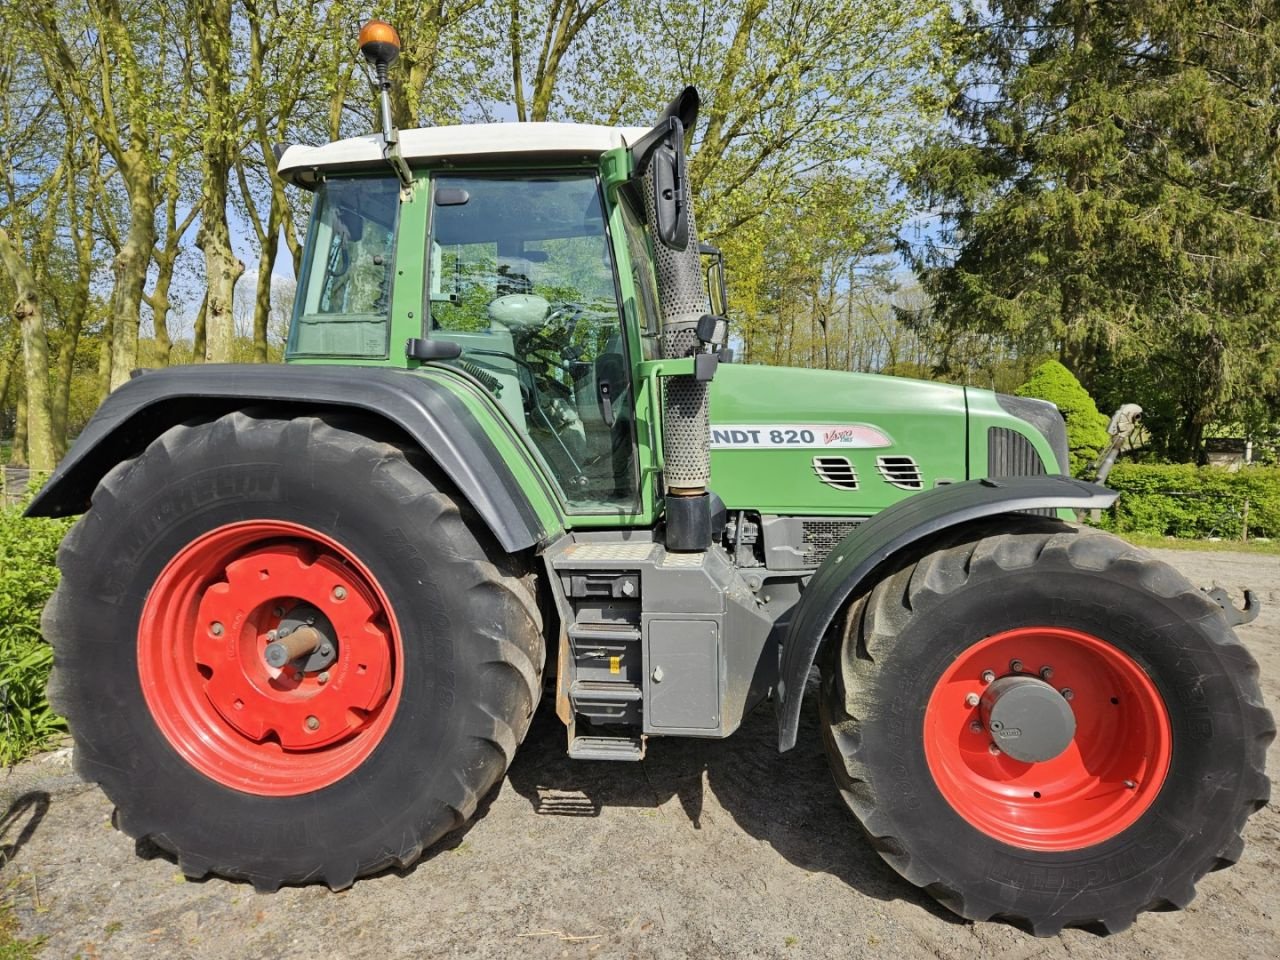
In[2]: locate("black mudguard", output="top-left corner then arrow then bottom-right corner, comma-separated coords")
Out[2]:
775,476 -> 1118,751
24,364 -> 553,553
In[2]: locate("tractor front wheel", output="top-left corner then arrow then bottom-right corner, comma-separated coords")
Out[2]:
45,411 -> 544,890
819,520 -> 1272,935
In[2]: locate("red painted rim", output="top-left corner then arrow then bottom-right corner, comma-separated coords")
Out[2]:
138,520 -> 403,796
923,626 -> 1172,851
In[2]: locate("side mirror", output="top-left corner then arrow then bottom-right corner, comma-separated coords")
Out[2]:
629,110 -> 694,252
699,243 -> 728,315
649,130 -> 690,251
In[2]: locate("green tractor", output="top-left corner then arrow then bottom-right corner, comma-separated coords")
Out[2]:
27,22 -> 1270,936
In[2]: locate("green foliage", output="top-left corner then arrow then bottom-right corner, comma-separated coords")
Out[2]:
1015,360 -> 1109,475
1100,463 -> 1280,541
905,1 -> 1280,461
0,899 -> 45,960
0,502 -> 68,765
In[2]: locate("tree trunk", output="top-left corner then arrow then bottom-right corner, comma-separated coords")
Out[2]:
0,337 -> 18,423
192,292 -> 208,363
197,0 -> 245,365
252,210 -> 281,363
148,251 -> 177,366
0,228 -> 55,471
109,187 -> 157,390
13,386 -> 27,466
51,286 -> 87,457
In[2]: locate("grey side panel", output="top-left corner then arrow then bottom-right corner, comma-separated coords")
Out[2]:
24,364 -> 552,553
775,476 -> 1118,751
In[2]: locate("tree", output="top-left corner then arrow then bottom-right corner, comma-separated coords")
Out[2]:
1015,359 -> 1109,475
905,1 -> 1280,461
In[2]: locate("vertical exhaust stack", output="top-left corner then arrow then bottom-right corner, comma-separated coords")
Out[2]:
633,88 -> 720,551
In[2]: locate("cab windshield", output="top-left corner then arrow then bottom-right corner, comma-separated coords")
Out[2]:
429,173 -> 636,510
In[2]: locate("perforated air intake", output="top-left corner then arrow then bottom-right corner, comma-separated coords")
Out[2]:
812,456 -> 859,490
640,145 -> 711,491
802,519 -> 862,566
876,455 -> 924,490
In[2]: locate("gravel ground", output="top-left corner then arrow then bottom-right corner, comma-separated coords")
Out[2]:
2,546 -> 1278,960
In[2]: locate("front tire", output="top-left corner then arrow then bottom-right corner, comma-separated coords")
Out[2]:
45,411 -> 544,890
819,520 -> 1272,935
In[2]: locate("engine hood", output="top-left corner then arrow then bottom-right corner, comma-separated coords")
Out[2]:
706,364 -> 970,515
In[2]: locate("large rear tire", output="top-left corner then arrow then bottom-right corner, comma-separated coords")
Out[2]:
819,520 -> 1272,935
45,411 -> 543,890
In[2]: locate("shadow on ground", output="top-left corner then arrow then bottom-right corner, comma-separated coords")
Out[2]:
504,683 -> 961,926
0,791 -> 50,870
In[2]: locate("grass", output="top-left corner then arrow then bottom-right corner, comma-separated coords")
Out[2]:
0,501 -> 70,764
1115,531 -> 1280,555
0,899 -> 44,960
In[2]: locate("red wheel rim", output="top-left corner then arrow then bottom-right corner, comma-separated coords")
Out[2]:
138,520 -> 403,796
923,626 -> 1171,851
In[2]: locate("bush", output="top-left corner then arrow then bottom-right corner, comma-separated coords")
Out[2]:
1101,462 -> 1280,540
1015,359 -> 1111,475
0,501 -> 70,764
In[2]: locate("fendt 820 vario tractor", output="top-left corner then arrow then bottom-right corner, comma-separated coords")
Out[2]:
27,22 -> 1271,936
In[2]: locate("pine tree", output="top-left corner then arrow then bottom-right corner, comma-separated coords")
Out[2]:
906,1 -> 1280,461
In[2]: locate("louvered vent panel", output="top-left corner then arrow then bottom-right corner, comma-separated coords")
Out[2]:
812,455 -> 859,490
876,456 -> 924,490
987,427 -> 1047,477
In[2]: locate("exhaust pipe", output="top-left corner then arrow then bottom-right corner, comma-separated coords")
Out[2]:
633,88 -> 718,551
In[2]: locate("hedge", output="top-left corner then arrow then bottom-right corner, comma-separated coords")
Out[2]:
0,501 -> 70,764
1015,360 -> 1111,476
1101,462 -> 1280,540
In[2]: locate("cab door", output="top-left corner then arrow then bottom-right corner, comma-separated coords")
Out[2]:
424,171 -> 645,518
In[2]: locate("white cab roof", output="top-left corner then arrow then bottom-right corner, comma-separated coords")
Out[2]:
277,122 -> 651,186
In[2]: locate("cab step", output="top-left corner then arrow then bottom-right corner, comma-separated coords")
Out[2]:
567,735 -> 645,762
570,679 -> 642,725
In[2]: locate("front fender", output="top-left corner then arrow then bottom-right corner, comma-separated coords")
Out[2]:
775,476 -> 1117,751
25,364 -> 557,554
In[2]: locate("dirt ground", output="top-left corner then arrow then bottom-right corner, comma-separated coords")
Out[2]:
2,546 -> 1278,960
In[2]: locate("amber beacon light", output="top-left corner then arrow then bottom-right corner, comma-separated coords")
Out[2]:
359,19 -> 401,68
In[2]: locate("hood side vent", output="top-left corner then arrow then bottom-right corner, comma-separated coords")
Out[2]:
813,455 -> 859,490
876,455 -> 923,490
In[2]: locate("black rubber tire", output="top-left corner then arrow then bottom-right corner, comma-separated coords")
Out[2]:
819,519 -> 1273,935
44,411 -> 544,890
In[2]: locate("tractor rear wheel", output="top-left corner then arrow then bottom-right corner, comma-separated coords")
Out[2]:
819,519 -> 1272,935
45,411 -> 543,890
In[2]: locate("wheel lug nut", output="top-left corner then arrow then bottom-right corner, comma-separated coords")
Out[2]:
988,743 -> 1001,755
305,716 -> 320,731
969,721 -> 983,734
1123,779 -> 1137,789
1039,665 -> 1054,680
332,586 -> 347,601
317,672 -> 330,685
210,622 -> 224,637
1010,659 -> 1023,672
319,644 -> 332,657
980,670 -> 995,684
1061,688 -> 1074,700
965,692 -> 980,708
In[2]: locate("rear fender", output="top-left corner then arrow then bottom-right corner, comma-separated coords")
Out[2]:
775,476 -> 1117,751
24,364 -> 557,553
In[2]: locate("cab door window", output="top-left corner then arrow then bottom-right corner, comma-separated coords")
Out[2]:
428,174 -> 637,510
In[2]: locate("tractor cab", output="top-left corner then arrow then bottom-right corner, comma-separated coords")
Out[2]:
277,124 -> 669,513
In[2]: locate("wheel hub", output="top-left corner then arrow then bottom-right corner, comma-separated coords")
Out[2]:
980,675 -> 1076,763
138,519 -> 403,796
923,625 -> 1172,851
